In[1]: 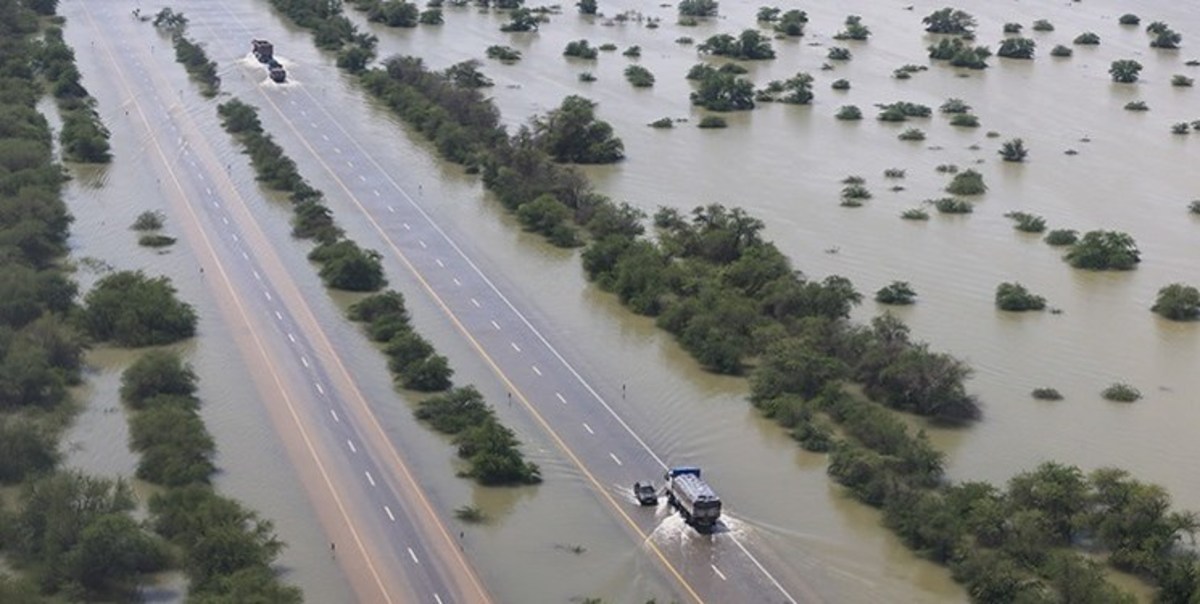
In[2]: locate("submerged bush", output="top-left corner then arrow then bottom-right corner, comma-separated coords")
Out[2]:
1074,32 -> 1100,45
564,40 -> 598,59
901,208 -> 929,220
995,282 -> 1046,311
648,117 -> 674,128
1004,211 -> 1046,233
1064,230 -> 1140,270
1050,45 -> 1073,57
939,98 -> 971,114
998,138 -> 1028,161
836,105 -> 862,120
831,78 -> 850,90
1101,383 -> 1141,402
898,128 -> 925,141
486,45 -> 522,63
950,113 -> 980,127
1151,283 -> 1200,321
624,65 -> 655,87
828,47 -> 851,61
1032,388 -> 1063,400
1124,101 -> 1149,111
1171,75 -> 1194,87
1044,229 -> 1078,246
698,115 -> 727,128
945,169 -> 987,195
932,197 -> 972,214
132,211 -> 165,231
876,281 -> 917,305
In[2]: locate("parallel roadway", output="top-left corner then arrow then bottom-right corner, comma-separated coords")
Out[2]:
76,3 -> 491,603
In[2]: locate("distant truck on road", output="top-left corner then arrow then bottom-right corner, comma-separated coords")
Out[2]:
251,39 -> 287,83
665,467 -> 722,529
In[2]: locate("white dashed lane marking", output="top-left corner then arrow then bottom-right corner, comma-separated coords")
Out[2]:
365,471 -> 376,487
264,291 -> 271,301
532,365 -> 542,376
347,440 -> 357,453
253,270 -> 262,281
384,506 -> 395,521
609,453 -> 623,466
274,311 -> 283,320
452,278 -> 461,286
287,333 -> 295,343
583,423 -> 594,434
418,240 -> 427,249
407,548 -> 419,564
556,392 -> 566,404
712,565 -> 728,581
321,133 -> 329,141
373,189 -> 380,197
491,320 -> 500,330
347,160 -> 354,168
334,147 -> 341,154
510,342 -> 521,352
435,259 -> 444,267
387,206 -> 395,213
315,382 -> 325,395
301,356 -> 309,368
402,223 -> 411,230
470,298 -> 480,308
329,408 -> 339,422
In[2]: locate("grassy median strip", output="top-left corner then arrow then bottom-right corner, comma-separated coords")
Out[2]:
151,9 -> 220,98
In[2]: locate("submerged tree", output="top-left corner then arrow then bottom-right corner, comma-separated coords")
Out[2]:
1064,230 -> 1140,270
1109,59 -> 1142,83
532,96 -> 624,163
1151,283 -> 1200,321
922,8 -> 976,35
998,138 -> 1028,162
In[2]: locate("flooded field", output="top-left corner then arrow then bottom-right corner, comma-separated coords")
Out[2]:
59,0 -> 1198,602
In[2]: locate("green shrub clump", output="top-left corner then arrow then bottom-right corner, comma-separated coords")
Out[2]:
836,105 -> 862,120
648,117 -> 674,128
1044,229 -> 1078,246
1151,283 -> 1200,321
698,116 -> 728,128
995,282 -> 1046,311
876,281 -> 917,305
1124,101 -> 1149,111
564,40 -> 598,59
932,197 -> 972,214
950,113 -> 980,127
945,169 -> 987,195
1050,45 -> 1073,57
831,78 -> 850,90
624,65 -> 655,87
416,387 -> 542,485
1074,32 -> 1100,45
348,291 -> 454,391
901,208 -> 929,220
82,270 -> 197,346
486,45 -> 522,63
1032,388 -> 1063,400
898,128 -> 926,141
1004,211 -> 1046,233
1063,230 -> 1139,270
1101,383 -> 1141,402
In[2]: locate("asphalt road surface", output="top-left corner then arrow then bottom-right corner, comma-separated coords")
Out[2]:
78,3 -> 491,603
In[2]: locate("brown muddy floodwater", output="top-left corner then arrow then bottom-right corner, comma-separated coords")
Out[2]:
61,0 -> 1198,602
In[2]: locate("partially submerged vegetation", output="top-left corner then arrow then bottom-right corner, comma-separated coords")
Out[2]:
39,26 -> 111,162
153,9 -> 220,98
349,292 -> 540,484
216,99 -> 386,291
1063,230 -> 1140,270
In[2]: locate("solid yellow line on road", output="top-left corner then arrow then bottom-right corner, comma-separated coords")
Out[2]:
253,83 -> 707,604
79,7 -> 397,603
